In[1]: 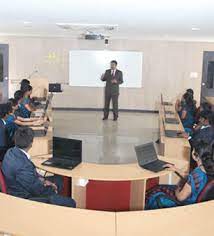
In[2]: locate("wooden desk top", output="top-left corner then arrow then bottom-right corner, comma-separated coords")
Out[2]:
117,200 -> 214,236
32,155 -> 189,181
0,193 -> 213,236
0,193 -> 115,236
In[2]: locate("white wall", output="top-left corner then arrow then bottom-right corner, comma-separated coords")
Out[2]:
0,36 -> 213,110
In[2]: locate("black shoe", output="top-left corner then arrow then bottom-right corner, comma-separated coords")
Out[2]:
113,117 -> 118,121
103,117 -> 108,120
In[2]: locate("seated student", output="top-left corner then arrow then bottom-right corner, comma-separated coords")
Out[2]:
175,88 -> 196,112
195,102 -> 212,124
1,127 -> 76,208
20,84 -> 35,118
176,92 -> 196,133
187,111 -> 214,148
145,141 -> 214,210
0,104 -> 10,161
6,98 -> 44,141
20,79 -> 30,91
14,90 -> 26,118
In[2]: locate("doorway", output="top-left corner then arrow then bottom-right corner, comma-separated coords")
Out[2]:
0,44 -> 9,102
201,51 -> 214,102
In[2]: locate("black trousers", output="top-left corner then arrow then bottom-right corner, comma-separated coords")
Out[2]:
104,93 -> 119,118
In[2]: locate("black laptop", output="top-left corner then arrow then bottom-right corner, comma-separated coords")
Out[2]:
165,130 -> 183,138
165,110 -> 175,115
161,94 -> 173,106
135,142 -> 170,172
163,106 -> 179,124
42,137 -> 82,170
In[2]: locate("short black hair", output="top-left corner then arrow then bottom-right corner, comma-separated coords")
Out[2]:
7,98 -> 18,113
201,102 -> 212,112
199,110 -> 212,120
20,79 -> 30,91
111,60 -> 118,65
0,103 -> 10,119
14,90 -> 24,101
22,84 -> 33,93
15,127 -> 34,149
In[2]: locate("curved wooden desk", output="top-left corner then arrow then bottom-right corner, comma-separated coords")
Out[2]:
0,193 -> 115,236
117,200 -> 214,236
32,155 -> 189,210
0,193 -> 213,236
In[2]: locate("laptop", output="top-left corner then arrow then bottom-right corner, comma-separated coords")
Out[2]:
163,106 -> 179,124
31,94 -> 53,118
42,137 -> 82,170
165,110 -> 175,115
161,94 -> 173,106
33,122 -> 49,137
135,142 -> 170,172
162,119 -> 182,138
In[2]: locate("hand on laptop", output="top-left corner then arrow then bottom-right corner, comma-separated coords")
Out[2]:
44,180 -> 58,193
163,163 -> 176,172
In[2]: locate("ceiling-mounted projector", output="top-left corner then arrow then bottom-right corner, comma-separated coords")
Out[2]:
84,33 -> 105,40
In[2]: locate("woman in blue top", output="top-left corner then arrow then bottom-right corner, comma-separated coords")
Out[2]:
6,98 -> 44,142
145,141 -> 214,210
20,84 -> 35,118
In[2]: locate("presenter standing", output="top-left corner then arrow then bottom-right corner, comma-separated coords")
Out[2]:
101,60 -> 123,121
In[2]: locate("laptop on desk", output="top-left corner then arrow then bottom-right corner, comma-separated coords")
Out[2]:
42,137 -> 82,170
33,122 -> 49,137
163,105 -> 179,124
162,119 -> 182,138
161,94 -> 173,106
135,142 -> 170,172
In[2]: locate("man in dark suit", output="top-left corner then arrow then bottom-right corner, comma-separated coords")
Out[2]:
0,103 -> 10,161
2,127 -> 76,208
101,60 -> 123,121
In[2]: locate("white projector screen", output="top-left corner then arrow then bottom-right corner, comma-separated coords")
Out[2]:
69,50 -> 143,88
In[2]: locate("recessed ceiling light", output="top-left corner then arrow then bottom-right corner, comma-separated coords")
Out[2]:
23,21 -> 32,27
191,27 -> 200,31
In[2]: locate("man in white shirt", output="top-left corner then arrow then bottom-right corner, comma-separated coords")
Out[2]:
2,127 -> 76,208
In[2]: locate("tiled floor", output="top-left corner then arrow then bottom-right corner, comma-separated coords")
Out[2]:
53,111 -> 159,164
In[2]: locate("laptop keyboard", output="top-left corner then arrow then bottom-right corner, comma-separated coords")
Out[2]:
43,158 -> 76,169
143,160 -> 169,172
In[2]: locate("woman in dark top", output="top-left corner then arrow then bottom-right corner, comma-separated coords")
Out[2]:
177,92 -> 196,133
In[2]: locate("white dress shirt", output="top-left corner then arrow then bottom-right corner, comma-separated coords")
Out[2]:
19,148 -> 31,160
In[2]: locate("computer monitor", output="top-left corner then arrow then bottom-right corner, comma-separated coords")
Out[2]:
49,83 -> 62,93
53,137 -> 82,164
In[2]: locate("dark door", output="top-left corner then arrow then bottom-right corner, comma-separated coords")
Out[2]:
0,44 -> 9,102
201,51 -> 214,102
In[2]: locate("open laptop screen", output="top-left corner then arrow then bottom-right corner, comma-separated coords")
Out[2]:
53,137 -> 82,163
135,142 -> 157,165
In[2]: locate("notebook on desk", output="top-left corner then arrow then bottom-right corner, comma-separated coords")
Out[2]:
42,137 -> 82,170
135,142 -> 170,173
